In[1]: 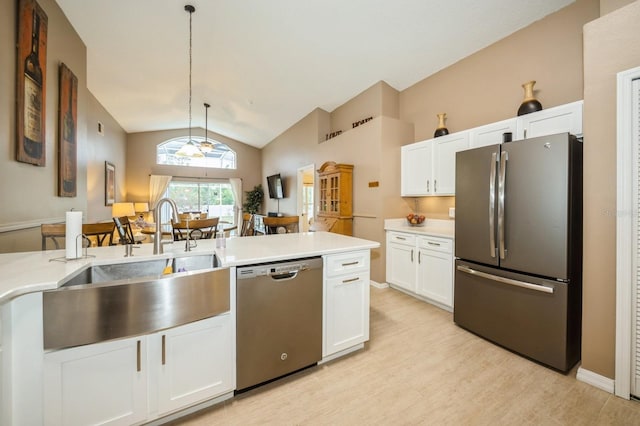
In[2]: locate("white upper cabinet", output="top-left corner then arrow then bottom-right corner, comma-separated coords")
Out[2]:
432,132 -> 469,195
401,140 -> 433,196
515,100 -> 583,139
469,118 -> 517,148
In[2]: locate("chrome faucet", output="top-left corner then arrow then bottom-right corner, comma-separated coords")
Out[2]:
153,197 -> 179,254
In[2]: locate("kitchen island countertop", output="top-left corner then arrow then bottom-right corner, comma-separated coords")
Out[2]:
0,231 -> 379,304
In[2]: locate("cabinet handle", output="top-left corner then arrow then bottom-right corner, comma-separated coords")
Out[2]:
427,180 -> 430,192
136,340 -> 141,372
342,277 -> 359,284
418,251 -> 421,264
341,261 -> 359,267
396,237 -> 406,241
162,335 -> 166,365
434,180 -> 437,193
411,249 -> 414,262
428,241 -> 441,246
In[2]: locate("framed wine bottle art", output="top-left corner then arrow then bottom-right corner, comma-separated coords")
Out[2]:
16,0 -> 48,166
58,63 -> 77,197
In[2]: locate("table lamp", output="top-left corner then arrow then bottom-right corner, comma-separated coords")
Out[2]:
111,202 -> 135,218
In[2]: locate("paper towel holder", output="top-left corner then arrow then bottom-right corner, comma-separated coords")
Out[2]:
50,234 -> 95,263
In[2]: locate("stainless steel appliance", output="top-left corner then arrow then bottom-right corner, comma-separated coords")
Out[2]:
454,132 -> 582,372
236,257 -> 323,390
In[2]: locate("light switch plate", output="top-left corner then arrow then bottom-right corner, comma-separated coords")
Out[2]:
449,207 -> 455,218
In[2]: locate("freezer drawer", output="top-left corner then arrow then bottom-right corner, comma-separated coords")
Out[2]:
453,260 -> 580,372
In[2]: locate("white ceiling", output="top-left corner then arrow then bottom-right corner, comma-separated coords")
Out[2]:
55,0 -> 574,148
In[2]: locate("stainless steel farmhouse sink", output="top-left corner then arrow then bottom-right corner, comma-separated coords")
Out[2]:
60,253 -> 220,287
43,254 -> 228,350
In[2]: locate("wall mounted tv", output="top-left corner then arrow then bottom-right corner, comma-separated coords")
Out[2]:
266,173 -> 285,199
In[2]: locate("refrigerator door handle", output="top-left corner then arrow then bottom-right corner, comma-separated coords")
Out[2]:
498,150 -> 508,259
456,265 -> 554,294
489,152 -> 497,258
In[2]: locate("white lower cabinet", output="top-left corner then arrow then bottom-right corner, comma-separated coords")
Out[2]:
386,231 -> 454,311
155,314 -> 233,416
44,315 -> 233,426
44,336 -> 147,426
323,251 -> 370,358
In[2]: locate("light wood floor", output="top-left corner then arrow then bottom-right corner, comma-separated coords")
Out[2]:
171,287 -> 640,425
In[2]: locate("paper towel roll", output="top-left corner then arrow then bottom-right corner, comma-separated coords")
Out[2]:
65,211 -> 83,259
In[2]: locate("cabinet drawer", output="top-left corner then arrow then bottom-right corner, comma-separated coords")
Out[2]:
388,232 -> 415,246
325,250 -> 370,278
418,236 -> 452,253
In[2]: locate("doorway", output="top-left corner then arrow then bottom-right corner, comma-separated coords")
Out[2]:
615,66 -> 640,400
297,164 -> 315,232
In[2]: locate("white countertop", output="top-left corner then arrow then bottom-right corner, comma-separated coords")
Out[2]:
384,218 -> 455,239
0,231 -> 379,304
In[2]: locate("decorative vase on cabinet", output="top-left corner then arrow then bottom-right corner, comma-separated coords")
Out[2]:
434,113 -> 449,138
517,80 -> 543,116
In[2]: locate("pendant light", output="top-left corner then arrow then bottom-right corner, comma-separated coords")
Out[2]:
175,5 -> 204,158
199,102 -> 214,153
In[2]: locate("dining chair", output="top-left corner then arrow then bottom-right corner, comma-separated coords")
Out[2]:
41,223 -> 66,250
113,216 -> 138,245
172,217 -> 219,241
240,213 -> 254,236
263,216 -> 299,234
82,222 -> 116,247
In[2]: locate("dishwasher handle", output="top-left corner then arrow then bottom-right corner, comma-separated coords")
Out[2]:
269,271 -> 299,281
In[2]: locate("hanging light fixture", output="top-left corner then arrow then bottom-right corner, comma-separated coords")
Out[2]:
175,4 -> 204,159
199,102 -> 214,153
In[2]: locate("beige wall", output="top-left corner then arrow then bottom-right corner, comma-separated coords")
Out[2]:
126,128 -> 262,205
582,0 -> 640,379
0,0 -> 127,253
600,0 -> 635,14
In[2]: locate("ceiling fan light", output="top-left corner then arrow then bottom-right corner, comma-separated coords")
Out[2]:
199,140 -> 214,153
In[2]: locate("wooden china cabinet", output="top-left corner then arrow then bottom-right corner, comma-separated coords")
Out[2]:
316,161 -> 353,236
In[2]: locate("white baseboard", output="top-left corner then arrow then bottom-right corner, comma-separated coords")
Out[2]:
577,367 -> 615,394
369,280 -> 388,289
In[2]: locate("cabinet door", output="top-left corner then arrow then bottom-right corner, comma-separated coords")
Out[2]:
44,337 -> 147,426
386,242 -> 416,292
401,140 -> 433,196
433,132 -> 469,195
416,249 -> 453,309
516,100 -> 583,139
469,118 -> 517,148
156,314 -> 233,416
324,272 -> 370,357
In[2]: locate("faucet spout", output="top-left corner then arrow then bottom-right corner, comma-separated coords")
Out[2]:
153,197 -> 179,255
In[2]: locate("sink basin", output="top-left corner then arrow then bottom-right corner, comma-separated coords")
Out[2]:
61,254 -> 220,287
44,253 -> 228,351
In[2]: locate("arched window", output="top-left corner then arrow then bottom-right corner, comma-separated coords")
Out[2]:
157,137 -> 236,169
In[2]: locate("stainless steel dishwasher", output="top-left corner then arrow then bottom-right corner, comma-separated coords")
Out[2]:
236,256 -> 323,391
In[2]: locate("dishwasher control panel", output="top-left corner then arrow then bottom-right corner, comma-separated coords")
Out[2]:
236,257 -> 321,279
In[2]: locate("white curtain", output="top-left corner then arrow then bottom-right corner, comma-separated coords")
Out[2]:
149,175 -> 172,210
229,178 -> 242,228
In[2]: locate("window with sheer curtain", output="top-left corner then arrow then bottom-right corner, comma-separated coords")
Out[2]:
164,180 -> 236,225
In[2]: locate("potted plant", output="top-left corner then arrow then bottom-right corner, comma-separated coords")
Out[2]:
243,184 -> 264,214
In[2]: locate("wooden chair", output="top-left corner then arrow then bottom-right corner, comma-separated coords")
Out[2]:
263,216 -> 299,234
172,217 -> 219,241
240,213 -> 254,236
82,222 -> 115,247
41,223 -> 66,250
42,222 -> 116,250
113,216 -> 138,245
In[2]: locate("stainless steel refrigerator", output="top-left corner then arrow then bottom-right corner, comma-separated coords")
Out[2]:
454,132 -> 582,372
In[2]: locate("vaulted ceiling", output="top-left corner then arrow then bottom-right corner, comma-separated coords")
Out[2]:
55,0 -> 574,148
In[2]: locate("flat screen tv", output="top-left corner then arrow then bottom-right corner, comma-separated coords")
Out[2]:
266,173 -> 285,199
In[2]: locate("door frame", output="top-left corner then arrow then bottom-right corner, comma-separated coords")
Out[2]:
297,164 -> 315,232
615,65 -> 640,399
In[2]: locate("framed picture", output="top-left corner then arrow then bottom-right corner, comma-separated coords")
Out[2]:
58,63 -> 77,197
105,161 -> 115,206
16,0 -> 48,166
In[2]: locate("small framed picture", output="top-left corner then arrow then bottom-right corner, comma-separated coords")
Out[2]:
105,161 -> 115,206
